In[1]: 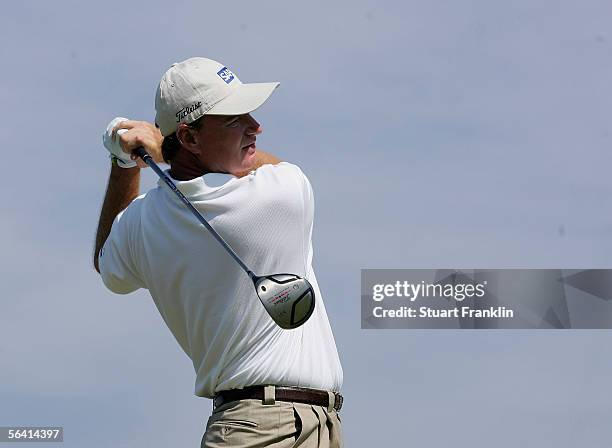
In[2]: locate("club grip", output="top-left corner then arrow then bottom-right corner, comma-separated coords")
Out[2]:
133,146 -> 150,161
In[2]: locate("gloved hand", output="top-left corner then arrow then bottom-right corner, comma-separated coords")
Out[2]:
102,117 -> 137,168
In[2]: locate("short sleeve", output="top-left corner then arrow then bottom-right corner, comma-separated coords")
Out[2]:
292,166 -> 315,268
298,167 -> 314,214
98,203 -> 144,294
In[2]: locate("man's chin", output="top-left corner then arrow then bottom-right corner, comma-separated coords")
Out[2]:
242,142 -> 257,156
242,143 -> 257,160
235,144 -> 257,174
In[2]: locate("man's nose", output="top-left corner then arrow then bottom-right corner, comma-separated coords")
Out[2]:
245,114 -> 262,136
247,126 -> 263,136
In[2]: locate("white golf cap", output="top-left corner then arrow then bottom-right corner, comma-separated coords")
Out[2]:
155,57 -> 280,136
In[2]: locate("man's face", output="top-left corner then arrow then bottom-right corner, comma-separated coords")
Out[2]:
193,113 -> 262,175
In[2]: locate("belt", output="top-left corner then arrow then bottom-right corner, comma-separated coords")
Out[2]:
213,385 -> 344,412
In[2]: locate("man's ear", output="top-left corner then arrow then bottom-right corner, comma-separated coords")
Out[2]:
176,124 -> 200,155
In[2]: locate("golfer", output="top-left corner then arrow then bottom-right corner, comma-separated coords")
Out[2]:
93,57 -> 344,447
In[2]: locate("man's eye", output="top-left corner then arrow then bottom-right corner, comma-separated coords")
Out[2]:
228,118 -> 240,127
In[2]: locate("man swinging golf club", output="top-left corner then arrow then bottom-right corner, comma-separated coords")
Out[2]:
93,57 -> 344,447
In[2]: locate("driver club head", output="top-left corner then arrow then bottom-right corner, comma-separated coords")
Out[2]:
253,274 -> 316,329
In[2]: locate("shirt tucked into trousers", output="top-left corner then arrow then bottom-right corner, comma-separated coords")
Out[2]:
202,399 -> 343,448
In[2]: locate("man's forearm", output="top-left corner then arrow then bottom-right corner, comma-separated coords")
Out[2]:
254,150 -> 281,167
93,165 -> 140,272
235,150 -> 281,178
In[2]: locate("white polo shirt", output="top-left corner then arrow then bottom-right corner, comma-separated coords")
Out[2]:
99,162 -> 343,398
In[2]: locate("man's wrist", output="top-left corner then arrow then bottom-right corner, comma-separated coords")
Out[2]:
110,154 -> 138,169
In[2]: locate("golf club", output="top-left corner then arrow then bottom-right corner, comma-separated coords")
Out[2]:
133,146 -> 316,329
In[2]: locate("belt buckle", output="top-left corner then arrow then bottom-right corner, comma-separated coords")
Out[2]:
213,395 -> 223,410
334,393 -> 343,411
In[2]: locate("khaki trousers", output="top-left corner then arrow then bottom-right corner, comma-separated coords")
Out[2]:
201,397 -> 343,448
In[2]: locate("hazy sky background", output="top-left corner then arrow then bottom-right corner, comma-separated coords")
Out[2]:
2,0 -> 611,446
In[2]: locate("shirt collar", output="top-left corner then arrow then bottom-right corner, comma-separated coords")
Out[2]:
157,169 -> 236,198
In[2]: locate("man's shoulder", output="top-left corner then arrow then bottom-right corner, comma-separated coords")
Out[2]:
246,163 -> 314,210
114,193 -> 147,224
251,161 -> 308,182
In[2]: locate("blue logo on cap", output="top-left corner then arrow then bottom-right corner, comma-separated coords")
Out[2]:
217,67 -> 235,84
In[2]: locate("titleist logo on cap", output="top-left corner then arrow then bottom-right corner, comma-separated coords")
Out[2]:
176,101 -> 202,123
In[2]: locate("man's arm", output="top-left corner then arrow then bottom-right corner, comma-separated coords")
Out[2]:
93,165 -> 140,273
234,149 -> 282,178
94,119 -> 163,273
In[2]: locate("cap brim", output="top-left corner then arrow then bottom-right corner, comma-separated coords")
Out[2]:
206,82 -> 279,116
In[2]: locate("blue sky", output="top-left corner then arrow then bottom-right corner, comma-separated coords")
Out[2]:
2,1 -> 611,446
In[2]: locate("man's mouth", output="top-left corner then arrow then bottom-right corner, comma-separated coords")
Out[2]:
242,140 -> 257,151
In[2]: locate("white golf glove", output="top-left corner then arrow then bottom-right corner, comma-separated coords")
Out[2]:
103,117 -> 137,168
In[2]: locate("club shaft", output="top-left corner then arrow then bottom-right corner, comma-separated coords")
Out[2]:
134,147 -> 255,279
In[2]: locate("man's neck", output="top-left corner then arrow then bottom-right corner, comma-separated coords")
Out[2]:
169,151 -> 210,181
